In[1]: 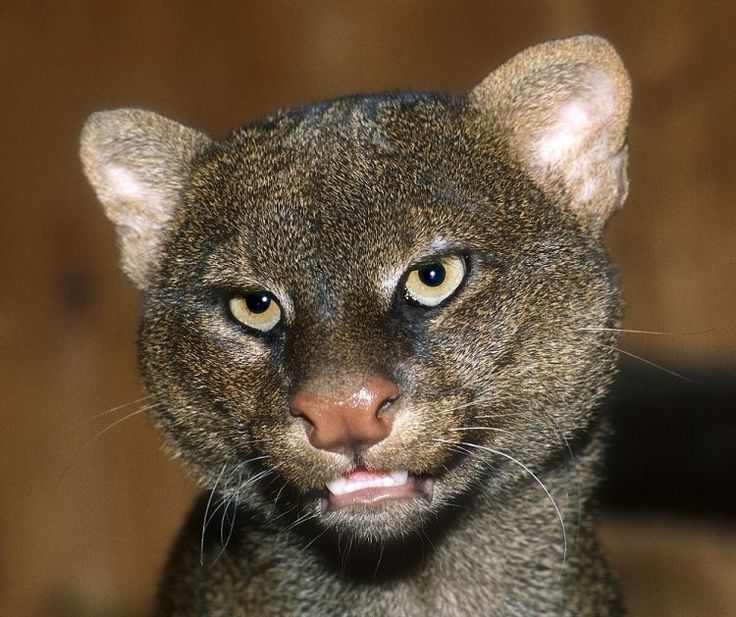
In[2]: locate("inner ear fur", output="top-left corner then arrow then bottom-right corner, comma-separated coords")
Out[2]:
80,109 -> 210,288
470,35 -> 632,233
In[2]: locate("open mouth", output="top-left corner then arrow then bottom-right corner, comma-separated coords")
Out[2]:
325,466 -> 433,510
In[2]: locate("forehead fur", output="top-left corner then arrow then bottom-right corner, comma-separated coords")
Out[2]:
180,92 -> 531,254
196,93 -> 485,210
158,93 -> 564,332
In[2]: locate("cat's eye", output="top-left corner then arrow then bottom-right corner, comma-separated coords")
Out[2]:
227,291 -> 282,332
404,255 -> 467,308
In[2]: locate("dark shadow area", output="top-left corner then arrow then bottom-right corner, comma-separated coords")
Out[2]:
599,359 -> 736,518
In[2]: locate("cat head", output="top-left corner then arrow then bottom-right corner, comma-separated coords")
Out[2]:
81,36 -> 630,543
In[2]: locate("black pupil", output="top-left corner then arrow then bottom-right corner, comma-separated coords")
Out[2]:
245,292 -> 271,314
418,262 -> 445,287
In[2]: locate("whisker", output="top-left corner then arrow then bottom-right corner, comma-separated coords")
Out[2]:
461,404 -> 580,540
232,454 -> 272,471
203,463 -> 249,541
58,403 -> 156,485
237,468 -> 275,493
576,327 -> 697,382
431,438 -> 567,579
418,526 -> 438,555
215,491 -> 239,562
269,503 -> 299,525
203,459 -> 269,562
83,403 -> 157,444
437,399 -> 483,413
597,342 -> 696,383
340,534 -> 355,578
372,540 -> 385,579
218,462 -> 246,501
576,326 -> 715,337
446,443 -> 476,458
282,510 -> 319,534
71,394 -> 152,429
474,411 -> 532,420
271,482 -> 287,516
201,463 -> 227,566
536,407 -> 581,548
204,497 -> 230,533
302,526 -> 329,551
577,326 -> 671,336
448,426 -> 512,434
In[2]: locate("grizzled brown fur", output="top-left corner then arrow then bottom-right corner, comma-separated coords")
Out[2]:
81,36 -> 631,615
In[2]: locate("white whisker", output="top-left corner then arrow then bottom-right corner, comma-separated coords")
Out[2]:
448,426 -> 512,434
474,411 -> 531,420
271,482 -> 287,516
215,490 -> 239,562
577,326 -> 671,336
302,526 -> 329,551
431,438 -> 567,579
58,403 -> 156,485
73,394 -> 152,428
576,325 -> 714,337
282,510 -> 319,534
597,341 -> 696,383
536,407 -> 581,547
201,463 -> 227,566
576,327 -> 697,382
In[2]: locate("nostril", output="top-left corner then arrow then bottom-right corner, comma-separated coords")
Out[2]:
378,399 -> 391,414
290,391 -> 320,420
292,410 -> 315,434
289,392 -> 323,439
377,392 -> 399,416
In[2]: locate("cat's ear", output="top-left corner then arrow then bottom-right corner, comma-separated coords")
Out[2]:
470,36 -> 631,233
80,109 -> 210,288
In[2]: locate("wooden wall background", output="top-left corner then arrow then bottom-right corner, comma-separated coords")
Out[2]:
1,2 -> 734,616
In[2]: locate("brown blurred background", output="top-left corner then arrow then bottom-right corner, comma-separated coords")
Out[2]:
1,2 -> 735,616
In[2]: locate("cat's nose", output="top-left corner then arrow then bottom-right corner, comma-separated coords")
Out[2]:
290,377 -> 398,454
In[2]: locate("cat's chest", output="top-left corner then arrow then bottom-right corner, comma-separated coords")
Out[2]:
213,546 -> 501,617
199,511 -> 555,617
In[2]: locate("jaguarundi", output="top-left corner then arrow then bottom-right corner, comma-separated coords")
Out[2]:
81,35 -> 631,616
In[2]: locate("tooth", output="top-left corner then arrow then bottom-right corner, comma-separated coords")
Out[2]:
326,470 -> 410,496
326,477 -> 348,496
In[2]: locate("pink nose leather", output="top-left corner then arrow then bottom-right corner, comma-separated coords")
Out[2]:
291,377 -> 399,454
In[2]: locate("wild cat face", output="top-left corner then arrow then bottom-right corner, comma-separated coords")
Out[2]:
81,37 -> 630,542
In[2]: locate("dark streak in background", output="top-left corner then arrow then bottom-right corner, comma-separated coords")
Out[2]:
601,360 -> 736,518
